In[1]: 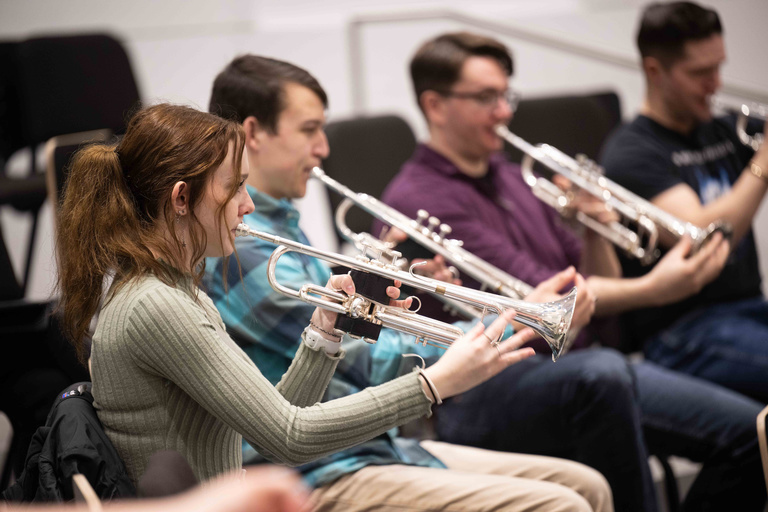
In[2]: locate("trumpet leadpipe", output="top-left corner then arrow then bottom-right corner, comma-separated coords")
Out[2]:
313,167 -> 533,300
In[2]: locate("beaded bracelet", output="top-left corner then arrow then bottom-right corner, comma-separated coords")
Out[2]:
309,320 -> 342,341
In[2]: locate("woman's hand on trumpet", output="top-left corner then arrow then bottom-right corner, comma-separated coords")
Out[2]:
422,311 -> 537,400
310,274 -> 412,340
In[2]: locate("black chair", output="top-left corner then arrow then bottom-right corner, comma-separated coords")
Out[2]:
2,33 -> 141,293
0,276 -> 87,492
505,90 -> 622,162
0,40 -> 47,295
0,42 -> 25,169
322,114 -> 418,245
0,33 -> 139,491
15,33 -> 140,146
44,129 -> 112,213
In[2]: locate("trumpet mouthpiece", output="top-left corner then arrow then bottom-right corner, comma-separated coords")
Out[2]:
235,223 -> 251,237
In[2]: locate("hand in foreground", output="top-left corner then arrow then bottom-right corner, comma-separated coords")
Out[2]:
310,274 -> 413,339
647,232 -> 730,306
423,311 -> 537,400
412,255 -> 462,285
525,266 -> 595,330
162,467 -> 309,512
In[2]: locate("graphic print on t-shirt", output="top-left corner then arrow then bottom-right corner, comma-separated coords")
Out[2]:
694,166 -> 732,204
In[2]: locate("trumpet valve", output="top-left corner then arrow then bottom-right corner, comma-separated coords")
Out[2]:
346,296 -> 369,318
387,250 -> 403,267
354,238 -> 385,265
438,224 -> 452,240
427,216 -> 441,233
416,209 -> 430,224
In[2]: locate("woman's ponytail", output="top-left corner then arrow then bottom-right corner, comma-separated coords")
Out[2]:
56,143 -> 144,362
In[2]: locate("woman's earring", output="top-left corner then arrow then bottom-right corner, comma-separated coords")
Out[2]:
176,209 -> 187,248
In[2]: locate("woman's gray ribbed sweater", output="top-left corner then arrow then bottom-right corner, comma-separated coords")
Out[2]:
90,274 -> 432,484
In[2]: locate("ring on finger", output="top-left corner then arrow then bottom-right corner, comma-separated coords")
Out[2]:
482,333 -> 502,358
481,332 -> 501,348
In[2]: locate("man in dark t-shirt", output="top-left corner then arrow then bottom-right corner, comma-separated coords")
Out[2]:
601,1 -> 768,402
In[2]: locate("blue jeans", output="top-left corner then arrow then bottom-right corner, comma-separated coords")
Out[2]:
434,348 -> 765,512
633,360 -> 764,511
645,296 -> 768,403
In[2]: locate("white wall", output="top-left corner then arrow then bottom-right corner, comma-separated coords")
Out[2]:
1,0 -> 767,300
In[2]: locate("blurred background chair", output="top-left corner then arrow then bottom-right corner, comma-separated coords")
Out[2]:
504,90 -> 622,162
0,32 -> 140,492
322,114 -> 417,246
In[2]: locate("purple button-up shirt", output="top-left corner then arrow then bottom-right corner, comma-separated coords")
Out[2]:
379,144 -> 583,287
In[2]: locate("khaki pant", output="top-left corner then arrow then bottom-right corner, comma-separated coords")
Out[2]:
309,440 -> 613,512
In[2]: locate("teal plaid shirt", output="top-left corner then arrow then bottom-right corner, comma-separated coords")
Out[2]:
203,186 -> 468,487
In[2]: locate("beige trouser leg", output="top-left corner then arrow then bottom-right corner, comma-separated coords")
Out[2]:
309,440 -> 613,512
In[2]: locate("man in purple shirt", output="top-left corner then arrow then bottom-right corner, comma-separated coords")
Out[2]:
380,31 -> 765,512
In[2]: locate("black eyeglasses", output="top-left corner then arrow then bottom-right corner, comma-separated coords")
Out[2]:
439,89 -> 521,111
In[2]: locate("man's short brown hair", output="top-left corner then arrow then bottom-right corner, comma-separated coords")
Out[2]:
209,55 -> 328,133
637,2 -> 722,68
410,32 -> 514,113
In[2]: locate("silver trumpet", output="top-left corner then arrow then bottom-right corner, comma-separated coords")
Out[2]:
712,98 -> 767,151
495,125 -> 731,265
236,223 -> 576,361
312,167 -> 534,301
736,103 -> 767,151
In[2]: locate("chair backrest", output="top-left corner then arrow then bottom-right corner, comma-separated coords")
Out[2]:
16,33 -> 140,146
45,129 -> 112,220
0,41 -> 24,170
0,223 -> 22,301
504,90 -> 622,163
322,115 -> 417,243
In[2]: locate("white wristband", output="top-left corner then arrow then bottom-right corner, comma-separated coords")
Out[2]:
304,327 -> 342,355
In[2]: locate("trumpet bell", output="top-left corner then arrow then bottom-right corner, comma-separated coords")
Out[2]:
536,287 -> 577,362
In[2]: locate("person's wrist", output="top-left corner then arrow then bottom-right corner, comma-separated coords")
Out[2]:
308,320 -> 342,342
637,272 -> 663,307
310,311 -> 343,341
423,367 -> 450,401
305,327 -> 341,355
748,159 -> 768,185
